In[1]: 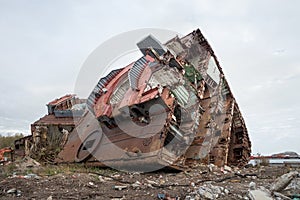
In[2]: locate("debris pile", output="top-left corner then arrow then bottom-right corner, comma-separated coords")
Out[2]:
14,95 -> 85,163
0,147 -> 14,165
183,167 -> 300,200
0,164 -> 299,199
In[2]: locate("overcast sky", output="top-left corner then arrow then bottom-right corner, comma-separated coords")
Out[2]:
0,0 -> 299,155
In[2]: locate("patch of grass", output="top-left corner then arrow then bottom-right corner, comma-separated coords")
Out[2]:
38,164 -> 91,176
42,167 -> 58,176
1,162 -> 121,180
0,163 -> 18,177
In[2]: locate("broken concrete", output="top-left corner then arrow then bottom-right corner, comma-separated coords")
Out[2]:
198,184 -> 225,199
271,171 -> 299,192
248,189 -> 273,200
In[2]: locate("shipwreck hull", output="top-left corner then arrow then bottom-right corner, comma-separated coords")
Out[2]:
58,74 -> 202,171
54,28 -> 252,170
57,112 -> 197,172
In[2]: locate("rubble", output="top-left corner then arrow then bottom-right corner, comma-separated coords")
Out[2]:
15,156 -> 41,172
0,164 -> 299,199
249,181 -> 256,190
6,188 -> 21,197
198,184 -> 222,199
273,192 -> 292,200
271,171 -> 299,192
47,196 -> 53,200
113,185 -> 128,191
248,188 -> 273,200
23,173 -> 40,179
0,147 -> 14,164
224,165 -> 233,172
14,94 -> 85,164
131,181 -> 142,189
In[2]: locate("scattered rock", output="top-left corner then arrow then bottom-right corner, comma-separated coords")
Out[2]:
248,190 -> 273,200
104,177 -> 113,181
87,181 -> 97,188
198,187 -> 214,199
208,164 -> 217,172
24,173 -> 40,179
271,171 -> 299,192
146,179 -> 159,186
273,192 -> 292,200
224,188 -> 230,195
131,181 -> 141,189
98,175 -> 105,182
224,165 -> 233,172
0,164 -> 299,199
113,185 -> 128,191
7,188 -> 17,194
21,157 -> 41,168
112,174 -> 121,178
197,184 -> 224,199
249,182 -> 256,190
7,188 -> 21,197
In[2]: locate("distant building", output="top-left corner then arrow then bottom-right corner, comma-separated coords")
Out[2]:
249,153 -> 300,167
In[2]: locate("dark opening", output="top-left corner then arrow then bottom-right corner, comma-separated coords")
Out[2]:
219,137 -> 226,144
131,107 -> 144,118
210,155 -> 215,163
224,117 -> 229,123
235,131 -> 243,144
214,130 -> 221,137
163,132 -> 175,147
100,117 -> 117,129
83,139 -> 95,150
233,148 -> 243,159
174,105 -> 181,124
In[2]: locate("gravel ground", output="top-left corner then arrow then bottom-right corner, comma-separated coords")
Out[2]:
0,163 -> 299,200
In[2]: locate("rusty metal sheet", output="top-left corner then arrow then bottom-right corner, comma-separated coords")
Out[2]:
32,114 -> 76,126
48,94 -> 75,106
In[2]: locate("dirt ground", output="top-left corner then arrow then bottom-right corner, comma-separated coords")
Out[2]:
0,161 -> 299,200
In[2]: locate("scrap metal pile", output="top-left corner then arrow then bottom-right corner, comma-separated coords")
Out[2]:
0,147 -> 14,164
16,29 -> 251,170
14,94 -> 86,163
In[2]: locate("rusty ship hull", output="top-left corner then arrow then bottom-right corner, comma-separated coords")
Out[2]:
18,29 -> 251,172
58,55 -> 202,171
33,29 -> 250,171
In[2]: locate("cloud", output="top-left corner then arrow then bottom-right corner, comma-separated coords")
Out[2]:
0,116 -> 31,135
